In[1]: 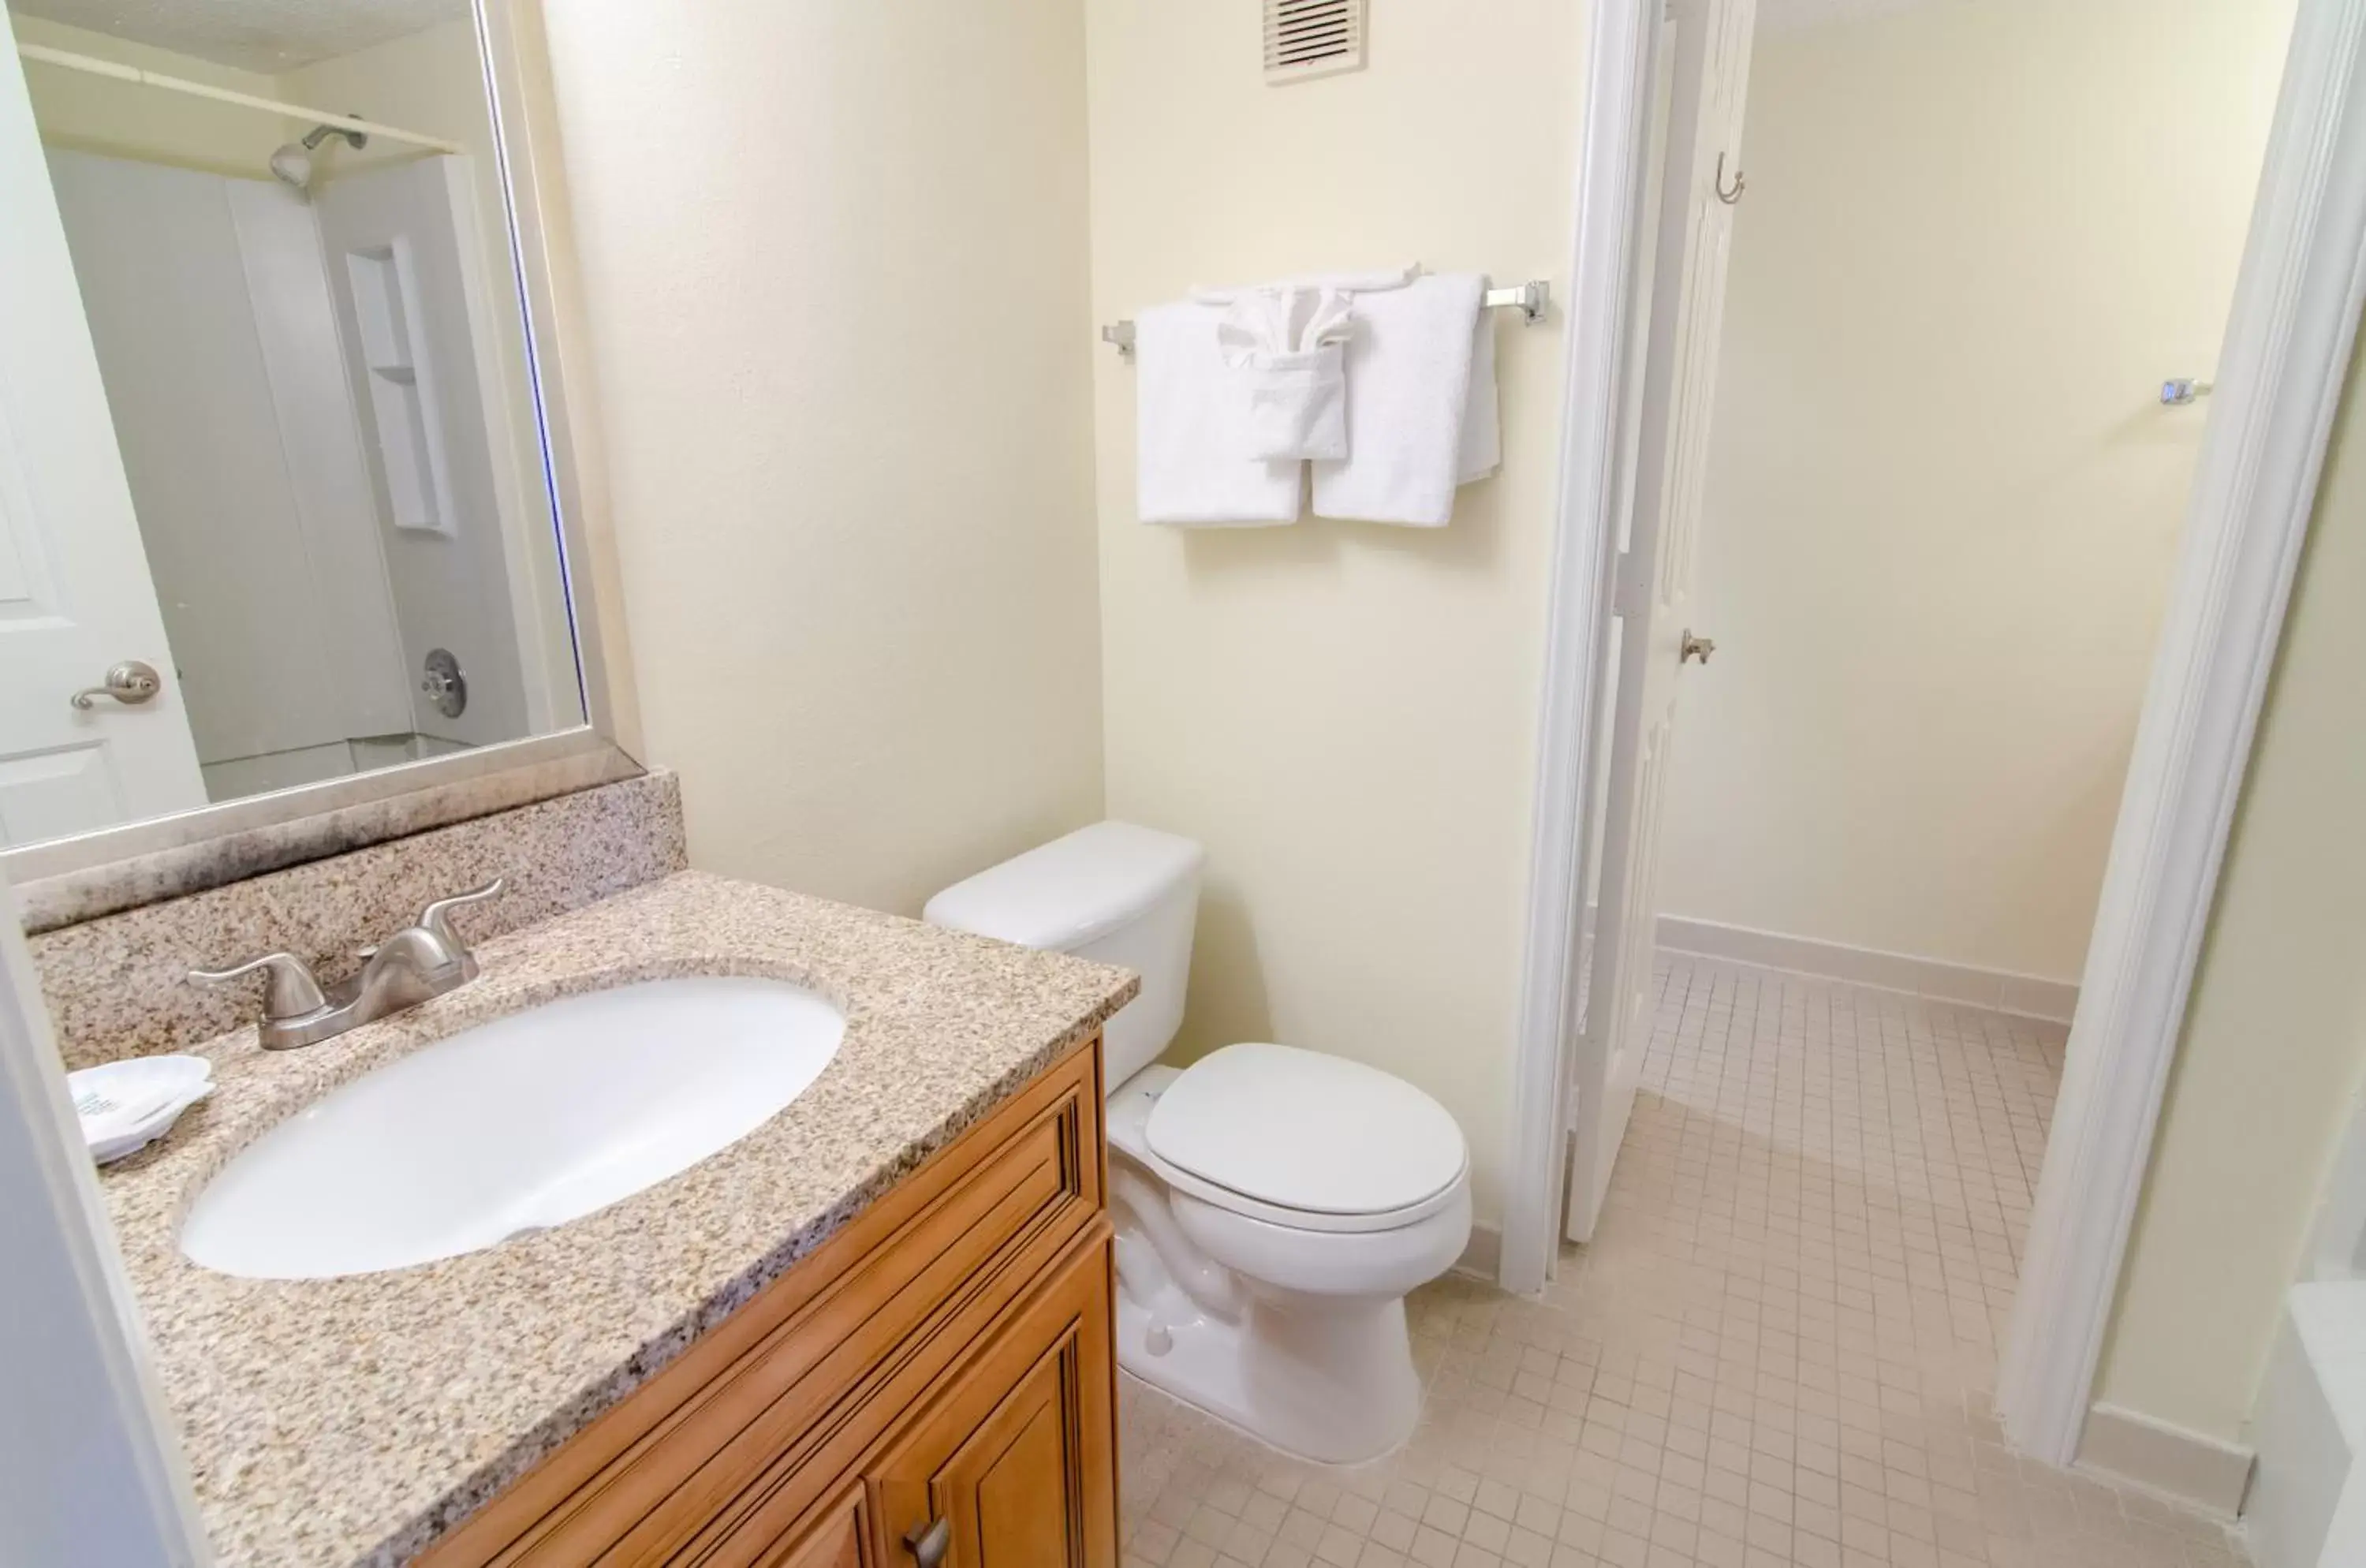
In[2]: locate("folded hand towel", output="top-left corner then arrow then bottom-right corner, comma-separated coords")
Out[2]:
1135,301 -> 1302,527
1217,287 -> 1355,462
1312,273 -> 1495,527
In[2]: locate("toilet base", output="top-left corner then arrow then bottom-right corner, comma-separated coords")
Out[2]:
1114,1271 -> 1422,1465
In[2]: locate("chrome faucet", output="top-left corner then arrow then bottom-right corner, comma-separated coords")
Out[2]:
189,879 -> 507,1051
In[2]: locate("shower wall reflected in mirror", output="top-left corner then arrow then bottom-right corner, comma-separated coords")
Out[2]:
0,0 -> 582,848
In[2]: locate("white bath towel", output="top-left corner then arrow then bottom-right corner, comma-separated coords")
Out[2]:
1134,300 -> 1302,527
1216,286 -> 1355,462
1312,273 -> 1497,527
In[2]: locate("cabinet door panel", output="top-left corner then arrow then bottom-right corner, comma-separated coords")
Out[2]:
758,1484 -> 868,1568
947,1335 -> 1078,1566
870,1236 -> 1115,1568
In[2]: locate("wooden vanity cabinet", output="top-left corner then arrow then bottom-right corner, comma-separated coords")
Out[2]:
420,1037 -> 1117,1568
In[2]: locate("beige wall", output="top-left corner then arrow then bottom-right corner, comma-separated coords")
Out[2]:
1084,1 -> 1584,1223
2092,342 -> 2366,1448
13,16 -> 291,176
539,2 -> 1106,917
1658,0 -> 2293,983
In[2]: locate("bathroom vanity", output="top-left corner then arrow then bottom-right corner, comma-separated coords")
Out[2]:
73,844 -> 1136,1567
420,1035 -> 1116,1568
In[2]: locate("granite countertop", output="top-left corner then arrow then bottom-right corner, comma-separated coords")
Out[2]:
97,870 -> 1136,1568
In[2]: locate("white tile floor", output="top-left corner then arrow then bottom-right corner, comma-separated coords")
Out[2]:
1117,953 -> 2249,1568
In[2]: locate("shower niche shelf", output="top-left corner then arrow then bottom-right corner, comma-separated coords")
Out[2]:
345,240 -> 456,537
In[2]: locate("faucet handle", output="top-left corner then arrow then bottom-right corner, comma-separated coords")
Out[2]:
188,953 -> 329,1021
416,877 -> 506,950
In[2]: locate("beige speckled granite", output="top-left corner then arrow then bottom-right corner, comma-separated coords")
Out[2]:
30,771 -> 685,1071
102,870 -> 1136,1568
13,748 -> 643,934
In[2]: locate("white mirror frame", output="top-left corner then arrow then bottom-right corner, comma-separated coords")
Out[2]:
0,0 -> 644,925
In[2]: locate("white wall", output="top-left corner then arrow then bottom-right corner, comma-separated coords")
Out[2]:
2091,341 -> 2366,1450
540,2 -> 1106,917
283,21 -> 581,736
1657,0 -> 2296,984
1084,0 -> 1583,1224
315,156 -> 534,749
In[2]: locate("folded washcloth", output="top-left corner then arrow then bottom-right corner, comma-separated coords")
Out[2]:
1217,286 -> 1355,462
1312,273 -> 1498,527
1134,301 -> 1302,527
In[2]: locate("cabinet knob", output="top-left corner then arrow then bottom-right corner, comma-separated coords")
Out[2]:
903,1517 -> 950,1568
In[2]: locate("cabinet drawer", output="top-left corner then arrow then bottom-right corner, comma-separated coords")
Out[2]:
422,1039 -> 1103,1567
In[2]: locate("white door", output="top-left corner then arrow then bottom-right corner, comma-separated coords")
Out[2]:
1568,0 -> 1756,1243
0,27 -> 205,846
47,151 -> 416,785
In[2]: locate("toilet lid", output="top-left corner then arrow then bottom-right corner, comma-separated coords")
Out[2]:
1145,1043 -> 1467,1218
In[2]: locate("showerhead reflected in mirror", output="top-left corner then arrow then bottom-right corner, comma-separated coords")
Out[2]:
0,0 -> 584,850
270,120 -> 368,193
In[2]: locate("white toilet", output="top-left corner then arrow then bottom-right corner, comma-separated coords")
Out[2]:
926,820 -> 1471,1465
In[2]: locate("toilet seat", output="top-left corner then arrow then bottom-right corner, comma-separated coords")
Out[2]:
1110,1049 -> 1469,1235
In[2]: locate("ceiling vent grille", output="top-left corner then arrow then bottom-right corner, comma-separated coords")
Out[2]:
1263,0 -> 1366,85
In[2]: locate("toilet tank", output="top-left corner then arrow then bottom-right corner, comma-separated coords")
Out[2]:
923,822 -> 1204,1085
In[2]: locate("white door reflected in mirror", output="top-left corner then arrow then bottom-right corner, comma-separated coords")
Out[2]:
0,31 -> 207,846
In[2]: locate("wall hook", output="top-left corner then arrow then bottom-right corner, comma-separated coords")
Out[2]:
1714,151 -> 1746,205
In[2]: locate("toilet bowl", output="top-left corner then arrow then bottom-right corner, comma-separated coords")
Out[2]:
926,821 -> 1472,1464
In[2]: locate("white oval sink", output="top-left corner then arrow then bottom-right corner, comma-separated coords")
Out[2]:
180,976 -> 845,1281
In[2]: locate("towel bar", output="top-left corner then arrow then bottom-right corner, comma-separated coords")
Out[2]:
1099,278 -> 1550,359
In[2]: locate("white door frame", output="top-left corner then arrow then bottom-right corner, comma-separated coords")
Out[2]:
1997,0 -> 2366,1464
0,868 -> 208,1564
1498,0 -> 1666,1299
1501,0 -> 2366,1474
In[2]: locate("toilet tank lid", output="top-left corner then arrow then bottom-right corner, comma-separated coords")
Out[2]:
923,821 -> 1204,952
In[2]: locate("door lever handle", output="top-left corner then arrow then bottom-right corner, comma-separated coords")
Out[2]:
70,660 -> 163,709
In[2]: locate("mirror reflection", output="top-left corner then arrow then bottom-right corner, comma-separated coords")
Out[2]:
2,0 -> 580,849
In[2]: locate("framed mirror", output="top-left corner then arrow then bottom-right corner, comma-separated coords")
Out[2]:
0,0 -> 633,912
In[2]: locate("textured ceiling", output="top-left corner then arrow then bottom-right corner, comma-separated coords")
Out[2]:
9,0 -> 469,73
1758,0 -> 1946,35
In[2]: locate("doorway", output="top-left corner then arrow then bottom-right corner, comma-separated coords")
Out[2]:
1508,0 -> 2366,1501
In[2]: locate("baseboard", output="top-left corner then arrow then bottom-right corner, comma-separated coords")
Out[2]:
1655,914 -> 2081,1025
1454,1221 -> 1502,1284
2075,1402 -> 2257,1518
